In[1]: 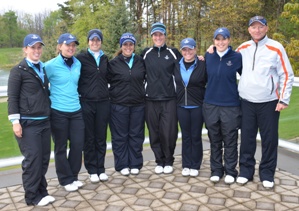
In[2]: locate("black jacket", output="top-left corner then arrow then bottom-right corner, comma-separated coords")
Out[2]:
141,44 -> 182,101
107,54 -> 146,106
7,58 -> 51,118
77,50 -> 109,101
174,58 -> 207,106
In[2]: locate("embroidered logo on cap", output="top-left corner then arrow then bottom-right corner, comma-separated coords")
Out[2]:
31,35 -> 39,39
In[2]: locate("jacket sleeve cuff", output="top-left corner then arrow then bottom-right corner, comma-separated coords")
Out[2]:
8,114 -> 20,121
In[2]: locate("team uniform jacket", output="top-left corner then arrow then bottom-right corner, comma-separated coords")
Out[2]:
174,58 -> 206,106
236,35 -> 294,104
204,46 -> 242,107
76,50 -> 109,102
107,54 -> 146,106
141,45 -> 182,101
8,58 -> 50,120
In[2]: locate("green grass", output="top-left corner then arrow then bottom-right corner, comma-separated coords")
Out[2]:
0,48 -> 23,70
278,86 -> 299,140
0,101 -> 20,158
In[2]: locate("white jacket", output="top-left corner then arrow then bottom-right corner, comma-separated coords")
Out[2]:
237,35 -> 294,104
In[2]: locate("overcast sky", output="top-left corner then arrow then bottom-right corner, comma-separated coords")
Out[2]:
0,0 -> 66,15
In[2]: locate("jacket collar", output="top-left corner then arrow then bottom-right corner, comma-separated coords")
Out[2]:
251,35 -> 268,46
153,44 -> 167,51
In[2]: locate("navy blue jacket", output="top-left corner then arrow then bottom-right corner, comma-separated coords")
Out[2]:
204,47 -> 242,106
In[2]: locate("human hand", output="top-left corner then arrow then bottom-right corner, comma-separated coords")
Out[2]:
197,55 -> 205,61
13,123 -> 22,138
275,102 -> 288,112
207,45 -> 214,54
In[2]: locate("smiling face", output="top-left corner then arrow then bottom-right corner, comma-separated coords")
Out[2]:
248,22 -> 268,42
24,42 -> 43,62
181,48 -> 196,62
214,35 -> 230,53
59,42 -> 77,58
121,42 -> 134,57
152,32 -> 166,47
88,37 -> 102,52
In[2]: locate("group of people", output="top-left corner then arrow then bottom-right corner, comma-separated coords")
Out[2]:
7,15 -> 294,207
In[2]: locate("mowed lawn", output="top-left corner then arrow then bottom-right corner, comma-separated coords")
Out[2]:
0,87 -> 298,159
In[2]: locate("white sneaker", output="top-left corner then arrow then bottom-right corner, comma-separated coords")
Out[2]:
190,169 -> 199,177
120,168 -> 130,176
155,166 -> 164,174
236,177 -> 249,185
182,168 -> 190,176
90,174 -> 100,183
262,180 -> 274,189
73,180 -> 84,188
64,183 -> 78,192
36,197 -> 49,206
163,166 -> 173,174
210,176 -> 220,183
130,168 -> 140,175
99,173 -> 109,181
44,195 -> 55,203
224,175 -> 235,184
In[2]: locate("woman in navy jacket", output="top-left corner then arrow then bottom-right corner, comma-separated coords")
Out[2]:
107,33 -> 146,176
203,28 -> 242,185
174,38 -> 206,177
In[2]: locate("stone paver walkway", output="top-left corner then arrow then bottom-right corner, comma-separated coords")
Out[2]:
0,150 -> 299,210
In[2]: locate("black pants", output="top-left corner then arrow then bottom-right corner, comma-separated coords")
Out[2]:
145,99 -> 178,166
203,103 -> 241,178
177,106 -> 204,170
239,100 -> 279,182
81,100 -> 110,175
51,109 -> 85,186
110,104 -> 145,171
16,119 -> 51,205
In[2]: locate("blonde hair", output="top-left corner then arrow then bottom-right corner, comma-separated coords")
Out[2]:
56,44 -> 62,55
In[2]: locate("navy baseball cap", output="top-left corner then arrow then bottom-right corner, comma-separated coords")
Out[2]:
88,29 -> 103,41
249,16 -> 267,26
119,33 -> 136,47
57,33 -> 79,45
213,27 -> 230,39
23,34 -> 44,47
180,38 -> 196,50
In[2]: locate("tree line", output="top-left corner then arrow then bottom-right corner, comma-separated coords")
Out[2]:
0,0 -> 298,75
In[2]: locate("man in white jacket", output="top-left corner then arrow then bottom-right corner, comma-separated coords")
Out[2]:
236,16 -> 294,189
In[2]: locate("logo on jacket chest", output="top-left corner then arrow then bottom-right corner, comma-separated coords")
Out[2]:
165,55 -> 170,60
226,61 -> 233,66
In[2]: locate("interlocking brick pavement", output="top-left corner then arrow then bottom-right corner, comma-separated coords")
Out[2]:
0,149 -> 299,210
